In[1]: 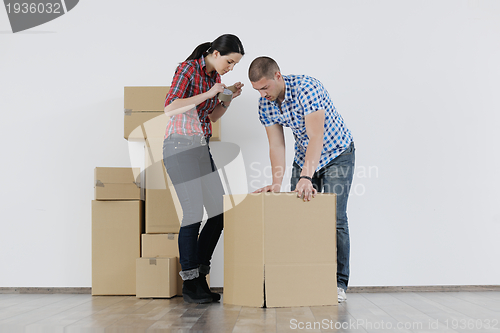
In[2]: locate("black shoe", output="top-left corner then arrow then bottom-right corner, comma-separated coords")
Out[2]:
182,277 -> 212,304
199,274 -> 221,302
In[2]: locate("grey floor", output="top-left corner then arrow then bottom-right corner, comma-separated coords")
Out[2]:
0,292 -> 499,332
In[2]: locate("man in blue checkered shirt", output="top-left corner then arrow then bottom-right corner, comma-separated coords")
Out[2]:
249,56 -> 355,303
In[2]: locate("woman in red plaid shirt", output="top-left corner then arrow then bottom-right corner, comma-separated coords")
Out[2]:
162,34 -> 244,303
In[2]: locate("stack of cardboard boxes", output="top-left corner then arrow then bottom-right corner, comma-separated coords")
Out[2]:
92,167 -> 143,295
92,86 -> 218,298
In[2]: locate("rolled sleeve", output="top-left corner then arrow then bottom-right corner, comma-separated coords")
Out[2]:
165,63 -> 194,107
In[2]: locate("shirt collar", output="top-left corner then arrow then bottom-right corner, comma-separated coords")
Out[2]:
199,55 -> 218,79
271,75 -> 293,106
282,75 -> 294,103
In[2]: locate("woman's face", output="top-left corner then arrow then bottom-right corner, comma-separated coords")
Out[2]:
213,51 -> 243,75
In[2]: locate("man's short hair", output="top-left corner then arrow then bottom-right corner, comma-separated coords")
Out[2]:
248,56 -> 281,82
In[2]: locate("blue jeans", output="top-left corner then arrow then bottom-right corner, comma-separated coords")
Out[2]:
163,135 -> 224,279
290,141 -> 355,290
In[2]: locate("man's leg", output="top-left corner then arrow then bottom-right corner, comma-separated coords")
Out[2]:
320,142 -> 355,292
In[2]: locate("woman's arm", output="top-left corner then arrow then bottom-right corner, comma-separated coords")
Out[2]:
164,83 -> 226,115
208,82 -> 244,122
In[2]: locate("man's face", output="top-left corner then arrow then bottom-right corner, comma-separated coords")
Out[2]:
251,72 -> 283,101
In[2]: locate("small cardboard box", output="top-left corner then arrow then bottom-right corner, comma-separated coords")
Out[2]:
92,200 -> 144,295
124,86 -> 170,140
144,138 -> 182,233
141,233 -> 210,296
94,167 -> 142,200
142,233 -> 183,296
223,192 -> 338,307
136,257 -> 177,298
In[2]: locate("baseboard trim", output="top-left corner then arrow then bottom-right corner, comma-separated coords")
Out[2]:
347,285 -> 500,293
0,287 -> 91,294
1,285 -> 499,295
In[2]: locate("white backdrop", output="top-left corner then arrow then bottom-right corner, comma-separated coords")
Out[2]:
1,0 -> 499,288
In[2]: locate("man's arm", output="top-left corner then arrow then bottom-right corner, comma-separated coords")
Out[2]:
253,124 -> 285,193
294,109 -> 325,201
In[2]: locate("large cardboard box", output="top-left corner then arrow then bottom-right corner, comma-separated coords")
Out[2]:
94,167 -> 142,200
142,234 -> 183,296
144,138 -> 182,233
223,192 -> 338,308
124,86 -> 221,141
92,200 -> 144,295
136,257 -> 177,298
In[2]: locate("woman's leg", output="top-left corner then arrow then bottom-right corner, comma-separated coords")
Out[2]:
163,139 -> 212,303
197,145 -> 225,271
163,140 -> 204,276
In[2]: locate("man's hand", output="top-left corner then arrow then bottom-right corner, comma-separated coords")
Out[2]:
293,178 -> 317,201
253,184 -> 281,193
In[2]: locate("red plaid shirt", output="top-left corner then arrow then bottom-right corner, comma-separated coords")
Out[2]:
164,56 -> 220,138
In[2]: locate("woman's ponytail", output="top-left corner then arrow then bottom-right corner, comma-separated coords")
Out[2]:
185,42 -> 212,61
184,34 -> 244,62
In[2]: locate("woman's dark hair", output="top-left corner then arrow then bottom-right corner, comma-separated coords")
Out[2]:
185,34 -> 245,61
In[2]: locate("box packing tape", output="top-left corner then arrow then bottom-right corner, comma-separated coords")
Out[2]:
217,85 -> 237,103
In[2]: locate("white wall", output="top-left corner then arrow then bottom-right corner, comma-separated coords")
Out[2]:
1,0 -> 499,288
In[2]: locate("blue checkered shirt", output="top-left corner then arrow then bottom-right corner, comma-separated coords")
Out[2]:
258,75 -> 353,170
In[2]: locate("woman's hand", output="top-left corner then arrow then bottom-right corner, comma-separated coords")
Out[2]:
231,82 -> 244,98
206,83 -> 227,99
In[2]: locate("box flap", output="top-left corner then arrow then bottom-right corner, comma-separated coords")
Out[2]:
223,194 -> 265,307
263,193 -> 337,265
265,263 -> 337,307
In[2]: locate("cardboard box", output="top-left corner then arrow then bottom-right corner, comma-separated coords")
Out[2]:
92,200 -> 144,295
124,86 -> 170,140
141,233 -> 210,296
223,192 -> 338,308
144,139 -> 182,233
211,119 -> 221,141
94,167 -> 142,200
136,257 -> 177,298
124,86 -> 221,141
141,113 -> 170,139
142,233 -> 179,258
142,233 -> 182,296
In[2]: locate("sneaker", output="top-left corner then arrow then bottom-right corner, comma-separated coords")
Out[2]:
337,287 -> 347,303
